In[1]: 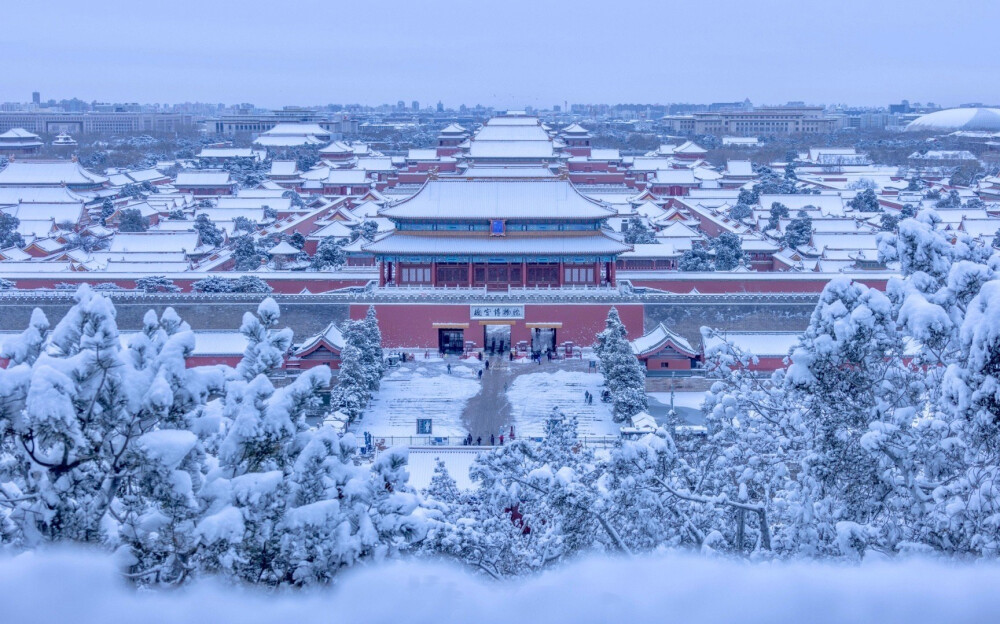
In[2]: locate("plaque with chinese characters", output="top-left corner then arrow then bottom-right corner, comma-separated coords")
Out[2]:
471,305 -> 525,319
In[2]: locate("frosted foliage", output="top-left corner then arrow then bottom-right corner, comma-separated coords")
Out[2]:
0,308 -> 49,366
234,297 -> 293,381
0,287 -> 421,587
9,216 -> 1000,589
595,307 -> 647,422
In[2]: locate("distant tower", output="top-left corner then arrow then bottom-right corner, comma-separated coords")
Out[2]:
436,101 -> 444,112
32,91 -> 40,105
411,100 -> 419,111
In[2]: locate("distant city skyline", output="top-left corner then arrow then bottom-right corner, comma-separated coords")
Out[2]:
2,0 -> 997,110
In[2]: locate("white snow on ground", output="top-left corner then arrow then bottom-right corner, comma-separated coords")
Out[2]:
507,370 -> 617,437
649,392 -> 708,411
6,549 -> 999,624
355,360 -> 480,438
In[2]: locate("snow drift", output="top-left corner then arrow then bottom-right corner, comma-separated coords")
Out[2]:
1,549 -> 997,624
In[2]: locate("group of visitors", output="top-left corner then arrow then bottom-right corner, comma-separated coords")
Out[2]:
530,349 -> 556,364
462,426 -> 515,447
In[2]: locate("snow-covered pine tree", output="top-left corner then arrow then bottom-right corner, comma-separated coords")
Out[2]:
360,306 -> 385,390
234,297 -> 294,381
595,307 -> 647,423
777,278 -> 923,558
0,287 -> 217,567
197,363 -> 332,583
311,238 -> 346,270
0,307 -> 49,366
135,275 -> 181,293
330,342 -> 369,423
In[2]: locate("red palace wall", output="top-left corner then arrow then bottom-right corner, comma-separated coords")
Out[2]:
351,302 -> 645,349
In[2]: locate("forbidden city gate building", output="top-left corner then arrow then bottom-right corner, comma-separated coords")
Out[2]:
358,178 -> 642,350
365,178 -> 629,290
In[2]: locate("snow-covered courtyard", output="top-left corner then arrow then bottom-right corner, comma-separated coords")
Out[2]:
506,368 -> 618,437
354,357 -> 480,440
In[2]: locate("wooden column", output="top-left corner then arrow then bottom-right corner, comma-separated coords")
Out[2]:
379,260 -> 386,286
558,261 -> 564,287
431,261 -> 437,287
521,260 -> 527,287
467,261 -> 473,287
594,261 -> 601,286
609,260 -> 616,286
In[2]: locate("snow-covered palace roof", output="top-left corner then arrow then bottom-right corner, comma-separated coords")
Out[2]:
380,179 -> 615,221
0,160 -> 108,186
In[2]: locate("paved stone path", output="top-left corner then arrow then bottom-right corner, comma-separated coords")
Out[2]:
460,355 -> 596,441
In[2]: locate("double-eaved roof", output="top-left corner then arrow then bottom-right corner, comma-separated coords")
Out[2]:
379,179 -> 615,221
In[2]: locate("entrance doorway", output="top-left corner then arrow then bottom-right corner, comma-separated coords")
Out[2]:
484,324 -> 511,355
438,329 -> 465,354
531,328 -> 557,354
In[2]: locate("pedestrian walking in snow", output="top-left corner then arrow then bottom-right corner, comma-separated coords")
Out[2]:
510,426 -> 515,440
499,434 -> 504,445
490,434 -> 495,446
478,369 -> 483,380
477,436 -> 482,446
447,363 -> 452,374
485,359 -> 490,371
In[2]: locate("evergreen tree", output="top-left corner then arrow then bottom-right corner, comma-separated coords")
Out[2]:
678,246 -> 714,271
190,276 -> 235,293
360,306 -> 385,390
233,216 -> 257,234
935,189 -> 962,209
289,232 -> 306,250
737,187 -> 759,206
595,307 -> 648,423
311,238 -> 346,270
710,232 -> 745,271
233,235 -> 265,271
879,213 -> 900,232
729,202 -> 753,222
766,202 -> 789,231
783,210 -> 813,249
118,208 -> 149,232
136,275 -> 181,293
231,275 -> 274,293
354,220 -> 379,242
623,218 -> 657,244
100,198 -> 115,225
0,287 -> 219,556
235,298 -> 294,381
0,212 -> 24,248
848,188 -> 881,213
194,214 -> 224,248
330,343 -> 370,423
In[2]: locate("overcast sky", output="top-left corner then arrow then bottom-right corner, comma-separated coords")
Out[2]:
2,0 -> 997,109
